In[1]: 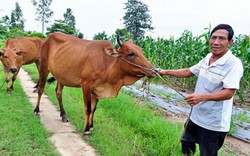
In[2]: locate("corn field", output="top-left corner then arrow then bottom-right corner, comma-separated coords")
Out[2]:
115,27 -> 250,105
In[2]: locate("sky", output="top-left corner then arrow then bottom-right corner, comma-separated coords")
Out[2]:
0,0 -> 250,39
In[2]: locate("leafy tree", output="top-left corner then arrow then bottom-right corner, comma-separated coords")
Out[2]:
0,16 -> 10,38
46,19 -> 75,35
115,28 -> 132,40
31,0 -> 54,34
64,8 -> 75,29
76,31 -> 84,39
93,31 -> 108,40
123,0 -> 154,40
1,15 -> 11,30
10,2 -> 25,31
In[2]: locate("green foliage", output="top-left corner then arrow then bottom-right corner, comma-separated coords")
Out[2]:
123,0 -> 154,40
231,35 -> 250,102
25,31 -> 46,38
32,0 -> 54,34
115,28 -> 132,40
63,8 -> 76,29
46,8 -> 83,38
77,31 -> 84,39
93,31 -> 109,40
4,28 -> 27,38
46,19 -> 76,36
10,2 -> 25,31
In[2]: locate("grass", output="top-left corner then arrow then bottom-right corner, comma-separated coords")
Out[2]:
0,66 -> 59,156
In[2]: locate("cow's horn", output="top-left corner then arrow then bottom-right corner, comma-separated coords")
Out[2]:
117,35 -> 122,47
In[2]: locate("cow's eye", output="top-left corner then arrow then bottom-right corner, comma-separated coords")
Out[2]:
128,52 -> 135,57
4,56 -> 8,59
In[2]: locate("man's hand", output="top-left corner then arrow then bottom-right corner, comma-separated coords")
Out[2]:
185,94 -> 205,106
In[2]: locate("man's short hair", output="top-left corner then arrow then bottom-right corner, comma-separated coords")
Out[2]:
210,24 -> 234,41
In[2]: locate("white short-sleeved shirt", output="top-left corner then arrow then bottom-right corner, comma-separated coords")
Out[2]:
189,50 -> 243,132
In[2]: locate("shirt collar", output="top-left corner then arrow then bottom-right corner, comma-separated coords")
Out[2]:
206,50 -> 232,66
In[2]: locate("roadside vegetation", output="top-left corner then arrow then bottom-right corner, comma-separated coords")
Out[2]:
0,70 -> 59,156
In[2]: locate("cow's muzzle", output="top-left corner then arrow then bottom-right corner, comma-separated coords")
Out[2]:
10,68 -> 18,74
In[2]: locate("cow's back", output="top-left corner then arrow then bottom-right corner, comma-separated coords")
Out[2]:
43,32 -> 115,87
4,37 -> 43,64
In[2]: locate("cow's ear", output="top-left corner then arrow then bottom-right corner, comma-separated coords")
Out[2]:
0,51 -> 3,56
104,47 -> 120,57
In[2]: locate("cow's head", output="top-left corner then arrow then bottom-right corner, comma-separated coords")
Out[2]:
0,48 -> 26,74
105,35 -> 156,78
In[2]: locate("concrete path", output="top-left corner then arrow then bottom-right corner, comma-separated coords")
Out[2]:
17,68 -> 99,156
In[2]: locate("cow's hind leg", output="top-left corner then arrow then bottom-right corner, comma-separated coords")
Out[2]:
34,70 -> 49,116
33,60 -> 40,92
55,82 -> 68,122
89,95 -> 98,131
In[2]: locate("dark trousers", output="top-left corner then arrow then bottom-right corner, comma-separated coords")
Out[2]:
181,120 -> 227,156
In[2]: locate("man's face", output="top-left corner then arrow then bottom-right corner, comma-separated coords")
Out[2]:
209,29 -> 233,56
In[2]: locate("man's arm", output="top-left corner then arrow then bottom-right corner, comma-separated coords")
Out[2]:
159,68 -> 193,78
185,88 -> 236,106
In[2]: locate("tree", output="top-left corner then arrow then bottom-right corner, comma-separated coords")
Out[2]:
47,8 -> 83,38
63,8 -> 75,29
10,2 -> 25,31
123,0 -> 154,40
31,0 -> 54,34
115,28 -> 132,40
93,31 -> 108,40
46,19 -> 75,35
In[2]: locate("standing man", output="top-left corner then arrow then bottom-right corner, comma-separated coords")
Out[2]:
159,24 -> 243,156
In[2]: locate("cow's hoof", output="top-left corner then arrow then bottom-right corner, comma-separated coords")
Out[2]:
34,113 -> 40,118
62,116 -> 69,122
7,90 -> 11,94
84,131 -> 91,138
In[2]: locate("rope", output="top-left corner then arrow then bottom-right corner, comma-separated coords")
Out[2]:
118,57 -> 193,155
154,72 -> 193,156
120,58 -> 155,72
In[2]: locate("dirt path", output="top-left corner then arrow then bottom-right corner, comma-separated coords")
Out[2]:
17,69 -> 100,156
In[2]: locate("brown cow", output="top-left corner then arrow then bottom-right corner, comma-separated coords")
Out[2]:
35,32 -> 157,135
0,37 -> 44,94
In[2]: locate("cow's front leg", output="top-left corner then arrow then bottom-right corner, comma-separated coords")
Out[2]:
89,95 -> 98,131
55,82 -> 68,122
4,70 -> 11,94
82,83 -> 92,136
9,68 -> 19,91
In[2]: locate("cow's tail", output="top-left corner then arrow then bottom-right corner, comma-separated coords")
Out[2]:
47,77 -> 56,84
